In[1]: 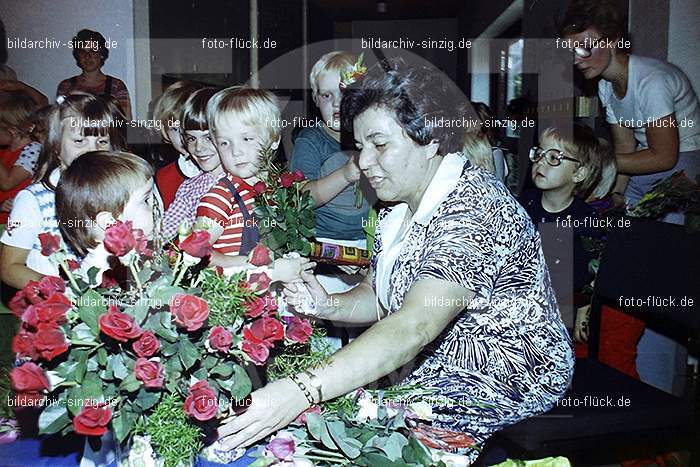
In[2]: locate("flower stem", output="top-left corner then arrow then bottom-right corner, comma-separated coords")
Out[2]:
173,263 -> 188,287
129,260 -> 143,290
60,260 -> 81,293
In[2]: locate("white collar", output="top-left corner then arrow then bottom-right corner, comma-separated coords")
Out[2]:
380,153 -> 465,243
49,168 -> 61,186
178,153 -> 202,178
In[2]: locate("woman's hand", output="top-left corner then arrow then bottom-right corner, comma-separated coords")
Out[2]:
269,257 -> 315,283
282,270 -> 332,316
217,377 -> 310,451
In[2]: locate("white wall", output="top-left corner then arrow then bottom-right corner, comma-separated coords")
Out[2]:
3,0 -> 138,114
668,0 -> 700,95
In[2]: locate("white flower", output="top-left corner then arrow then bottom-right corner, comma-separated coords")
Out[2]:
408,401 -> 435,421
356,397 -> 379,421
431,450 -> 471,467
181,252 -> 201,268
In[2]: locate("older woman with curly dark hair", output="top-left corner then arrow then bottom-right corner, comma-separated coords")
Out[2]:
217,61 -> 574,460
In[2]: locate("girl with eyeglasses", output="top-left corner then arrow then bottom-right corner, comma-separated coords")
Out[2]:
561,0 -> 700,225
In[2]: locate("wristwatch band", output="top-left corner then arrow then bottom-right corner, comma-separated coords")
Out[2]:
303,371 -> 323,404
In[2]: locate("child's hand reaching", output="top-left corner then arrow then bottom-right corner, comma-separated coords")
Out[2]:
342,155 -> 361,184
269,256 -> 316,283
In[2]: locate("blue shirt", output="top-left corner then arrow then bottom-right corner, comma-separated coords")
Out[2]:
290,125 -> 369,240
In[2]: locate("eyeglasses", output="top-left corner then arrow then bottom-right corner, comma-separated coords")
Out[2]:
529,146 -> 581,167
572,46 -> 594,58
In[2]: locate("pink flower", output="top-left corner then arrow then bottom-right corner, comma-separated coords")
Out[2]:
134,358 -> 166,389
132,228 -> 152,257
241,340 -> 269,365
208,326 -> 233,353
132,331 -> 160,358
294,405 -> 322,426
184,381 -> 218,421
179,231 -> 212,258
292,170 -> 305,182
285,316 -> 313,344
169,294 -> 209,332
266,432 -> 296,461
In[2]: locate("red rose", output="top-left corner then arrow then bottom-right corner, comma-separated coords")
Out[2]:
285,316 -> 313,344
169,294 -> 209,331
241,339 -> 270,366
39,232 -> 61,256
244,316 -> 284,348
66,259 -> 81,271
20,306 -> 39,329
247,272 -> 271,293
34,293 -> 72,327
34,329 -> 69,361
103,220 -> 136,257
100,272 -> 120,289
73,404 -> 112,436
292,170 -> 305,182
12,330 -> 38,360
9,291 -> 30,318
249,243 -> 272,266
184,381 -> 218,421
134,358 -> 165,389
263,294 -> 279,313
244,296 -> 266,318
22,281 -> 43,304
132,228 -> 152,257
98,306 -> 142,342
253,181 -> 267,195
180,231 -> 212,258
132,331 -> 160,358
10,362 -> 49,394
280,172 -> 295,188
38,276 -> 65,298
208,326 -> 233,353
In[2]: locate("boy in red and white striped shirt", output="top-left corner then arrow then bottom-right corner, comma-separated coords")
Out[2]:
196,87 -> 310,281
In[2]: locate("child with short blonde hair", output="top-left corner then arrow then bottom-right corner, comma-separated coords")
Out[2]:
196,86 -> 310,281
291,51 -> 370,247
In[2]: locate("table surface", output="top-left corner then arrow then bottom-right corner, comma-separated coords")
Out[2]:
0,436 -> 257,467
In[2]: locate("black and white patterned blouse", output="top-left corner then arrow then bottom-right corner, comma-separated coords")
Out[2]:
371,154 -> 574,454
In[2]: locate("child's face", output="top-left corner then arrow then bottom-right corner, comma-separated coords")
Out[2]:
531,135 -> 583,193
119,179 -> 155,238
184,129 -> 221,173
212,119 -> 278,180
165,125 -> 187,155
60,122 -> 111,168
314,70 -> 342,132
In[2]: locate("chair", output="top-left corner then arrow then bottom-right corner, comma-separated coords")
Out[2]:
493,217 -> 700,464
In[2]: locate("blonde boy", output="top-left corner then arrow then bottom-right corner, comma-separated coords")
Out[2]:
196,87 -> 309,281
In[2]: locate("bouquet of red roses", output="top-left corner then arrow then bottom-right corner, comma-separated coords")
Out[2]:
252,146 -> 316,256
7,222 -> 315,466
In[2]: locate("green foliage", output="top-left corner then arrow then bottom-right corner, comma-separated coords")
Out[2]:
628,171 -> 700,231
266,326 -> 333,381
253,145 -> 316,256
0,368 -> 13,420
198,268 -> 254,328
132,393 -> 203,467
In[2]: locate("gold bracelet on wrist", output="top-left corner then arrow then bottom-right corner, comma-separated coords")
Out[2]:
302,371 -> 323,404
289,374 -> 314,406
